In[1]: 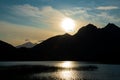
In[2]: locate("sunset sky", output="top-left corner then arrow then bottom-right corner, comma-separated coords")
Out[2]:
0,0 -> 120,46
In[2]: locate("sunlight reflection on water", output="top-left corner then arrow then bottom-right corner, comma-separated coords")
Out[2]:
1,61 -> 120,80
56,61 -> 76,68
59,70 -> 73,80
29,61 -> 120,80
54,70 -> 80,80
33,70 -> 82,80
33,61 -> 83,80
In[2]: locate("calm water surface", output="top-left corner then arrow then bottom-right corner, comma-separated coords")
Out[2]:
0,61 -> 120,80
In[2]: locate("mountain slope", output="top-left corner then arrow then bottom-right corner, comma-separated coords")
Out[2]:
0,40 -> 16,60
0,40 -> 15,49
31,23 -> 120,63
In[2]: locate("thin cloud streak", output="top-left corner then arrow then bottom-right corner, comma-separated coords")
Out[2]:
61,7 -> 91,16
96,6 -> 119,10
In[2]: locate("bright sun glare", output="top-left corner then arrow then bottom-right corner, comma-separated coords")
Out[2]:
61,18 -> 75,33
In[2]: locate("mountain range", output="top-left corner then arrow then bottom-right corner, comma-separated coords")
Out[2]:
0,23 -> 120,63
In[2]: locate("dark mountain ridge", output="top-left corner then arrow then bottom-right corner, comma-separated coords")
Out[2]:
0,40 -> 15,49
0,23 -> 120,63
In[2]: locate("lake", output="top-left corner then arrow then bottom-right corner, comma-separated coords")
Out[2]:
0,61 -> 120,80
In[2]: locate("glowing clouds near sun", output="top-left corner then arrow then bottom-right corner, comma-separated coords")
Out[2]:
61,18 -> 75,33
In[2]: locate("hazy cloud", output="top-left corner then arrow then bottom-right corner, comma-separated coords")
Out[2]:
61,7 -> 91,16
96,6 -> 119,10
12,4 -> 66,31
0,21 -> 60,46
97,12 -> 120,23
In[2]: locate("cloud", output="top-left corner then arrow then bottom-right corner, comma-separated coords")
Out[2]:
0,21 -> 61,46
61,7 -> 91,16
11,4 -> 67,31
96,12 -> 120,23
60,6 -> 120,27
96,6 -> 119,10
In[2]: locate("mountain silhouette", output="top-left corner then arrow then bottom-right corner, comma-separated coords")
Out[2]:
0,40 -> 17,60
33,33 -> 72,52
0,40 -> 15,49
0,23 -> 120,63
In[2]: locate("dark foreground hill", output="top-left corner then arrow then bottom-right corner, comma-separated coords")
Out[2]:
0,23 -> 120,63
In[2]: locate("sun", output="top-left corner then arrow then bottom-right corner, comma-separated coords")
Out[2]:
61,18 -> 75,33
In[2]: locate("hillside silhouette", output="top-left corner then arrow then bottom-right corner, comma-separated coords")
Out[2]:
0,23 -> 120,63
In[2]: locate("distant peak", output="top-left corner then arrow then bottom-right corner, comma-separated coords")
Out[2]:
16,41 -> 36,48
86,24 -> 97,28
64,33 -> 71,36
79,23 -> 97,30
87,23 -> 95,26
106,23 -> 118,27
25,41 -> 33,44
105,23 -> 119,29
75,24 -> 97,36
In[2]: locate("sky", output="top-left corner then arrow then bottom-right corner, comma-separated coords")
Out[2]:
0,0 -> 120,46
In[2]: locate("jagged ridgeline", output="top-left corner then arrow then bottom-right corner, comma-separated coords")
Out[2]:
0,23 -> 120,63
